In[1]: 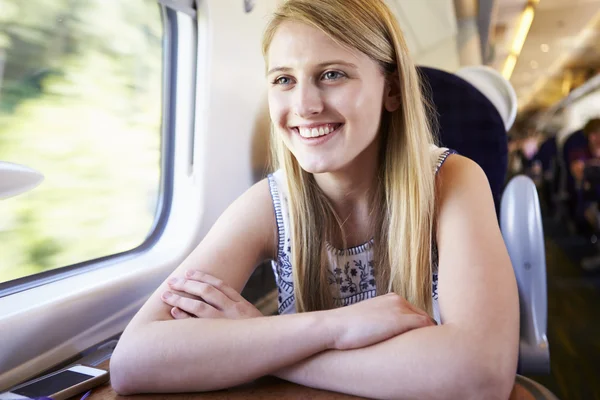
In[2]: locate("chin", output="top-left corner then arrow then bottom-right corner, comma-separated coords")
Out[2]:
296,157 -> 338,174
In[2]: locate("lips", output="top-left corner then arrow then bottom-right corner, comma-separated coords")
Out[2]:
292,123 -> 342,138
290,123 -> 343,146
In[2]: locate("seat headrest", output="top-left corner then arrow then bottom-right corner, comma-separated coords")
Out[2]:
562,130 -> 586,161
417,66 -> 508,212
455,66 -> 518,131
534,136 -> 558,172
561,130 -> 587,189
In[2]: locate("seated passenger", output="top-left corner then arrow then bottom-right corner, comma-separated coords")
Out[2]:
568,119 -> 600,234
531,135 -> 558,213
110,0 -> 519,398
507,130 -> 541,182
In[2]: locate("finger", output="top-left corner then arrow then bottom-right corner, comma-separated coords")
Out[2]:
184,270 -> 244,302
168,277 -> 234,311
402,314 -> 434,332
406,305 -> 436,325
392,295 -> 433,322
171,307 -> 192,320
161,291 -> 222,318
404,302 -> 435,322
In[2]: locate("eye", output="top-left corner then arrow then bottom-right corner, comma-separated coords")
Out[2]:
272,76 -> 292,85
322,70 -> 345,81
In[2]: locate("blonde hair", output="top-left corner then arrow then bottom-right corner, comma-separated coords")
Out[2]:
262,0 -> 438,315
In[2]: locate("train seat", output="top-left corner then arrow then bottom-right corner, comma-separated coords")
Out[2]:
418,66 -> 554,395
560,130 -> 588,228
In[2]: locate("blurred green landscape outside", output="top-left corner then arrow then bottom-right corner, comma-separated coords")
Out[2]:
0,0 -> 163,283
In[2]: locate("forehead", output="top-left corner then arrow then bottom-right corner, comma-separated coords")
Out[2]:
267,21 -> 363,68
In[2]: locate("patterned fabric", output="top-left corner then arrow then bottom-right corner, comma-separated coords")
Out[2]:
267,146 -> 455,325
418,67 -> 507,214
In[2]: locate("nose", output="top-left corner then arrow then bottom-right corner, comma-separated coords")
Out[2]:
293,81 -> 324,118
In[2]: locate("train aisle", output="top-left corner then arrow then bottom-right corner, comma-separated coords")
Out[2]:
527,217 -> 600,400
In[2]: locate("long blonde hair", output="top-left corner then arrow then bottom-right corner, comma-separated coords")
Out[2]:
262,0 -> 438,315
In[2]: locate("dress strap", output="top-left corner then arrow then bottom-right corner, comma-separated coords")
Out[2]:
430,145 -> 457,175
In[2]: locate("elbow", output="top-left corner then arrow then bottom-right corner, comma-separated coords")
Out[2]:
464,354 -> 517,400
467,368 -> 515,400
110,337 -> 142,395
109,349 -> 133,395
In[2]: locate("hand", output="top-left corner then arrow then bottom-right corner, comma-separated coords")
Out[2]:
326,293 -> 436,350
161,270 -> 264,320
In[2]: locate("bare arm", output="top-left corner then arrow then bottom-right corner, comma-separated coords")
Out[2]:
110,178 -> 433,395
110,180 -> 333,393
271,156 -> 520,400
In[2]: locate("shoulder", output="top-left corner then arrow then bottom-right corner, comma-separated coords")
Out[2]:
236,177 -> 277,226
230,177 -> 274,210
435,153 -> 489,192
434,154 -> 496,233
215,177 -> 277,259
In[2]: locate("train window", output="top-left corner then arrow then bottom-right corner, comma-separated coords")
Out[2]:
0,0 -> 163,284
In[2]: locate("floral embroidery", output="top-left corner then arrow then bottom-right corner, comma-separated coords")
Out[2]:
267,148 -> 452,318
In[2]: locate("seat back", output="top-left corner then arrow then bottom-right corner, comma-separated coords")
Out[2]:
535,136 -> 558,176
561,130 -> 587,218
501,176 -> 550,374
419,66 -> 550,375
417,66 -> 508,213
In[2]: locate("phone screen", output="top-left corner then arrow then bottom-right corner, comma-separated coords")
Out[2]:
13,371 -> 92,398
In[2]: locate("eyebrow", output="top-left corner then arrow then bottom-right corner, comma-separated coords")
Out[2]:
267,60 -> 358,76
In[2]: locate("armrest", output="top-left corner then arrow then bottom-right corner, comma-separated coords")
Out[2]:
500,175 -> 550,374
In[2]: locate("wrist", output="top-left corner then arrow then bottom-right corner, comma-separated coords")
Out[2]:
312,308 -> 341,350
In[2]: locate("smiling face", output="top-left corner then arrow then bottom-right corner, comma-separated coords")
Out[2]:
266,21 -> 397,174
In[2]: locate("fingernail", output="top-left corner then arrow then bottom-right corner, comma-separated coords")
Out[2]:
185,270 -> 195,278
162,291 -> 172,299
168,277 -> 178,285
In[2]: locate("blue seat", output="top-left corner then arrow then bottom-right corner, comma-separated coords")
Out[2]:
418,67 -> 552,381
418,67 -> 508,214
535,136 -> 558,177
532,136 -> 559,213
560,130 -> 587,225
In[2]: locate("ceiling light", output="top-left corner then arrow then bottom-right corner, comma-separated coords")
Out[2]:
511,6 -> 535,55
502,55 -> 518,79
541,43 -> 549,52
502,4 -> 536,80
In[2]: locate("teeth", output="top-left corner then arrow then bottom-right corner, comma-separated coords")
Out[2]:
297,124 -> 338,138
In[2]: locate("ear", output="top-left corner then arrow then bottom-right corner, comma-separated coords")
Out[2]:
383,72 -> 401,112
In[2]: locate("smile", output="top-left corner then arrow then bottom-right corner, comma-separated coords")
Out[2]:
292,123 -> 343,139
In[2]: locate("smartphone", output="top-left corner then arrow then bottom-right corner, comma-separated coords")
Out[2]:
0,365 -> 109,400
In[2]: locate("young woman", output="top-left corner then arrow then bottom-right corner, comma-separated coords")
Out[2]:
110,0 -> 519,398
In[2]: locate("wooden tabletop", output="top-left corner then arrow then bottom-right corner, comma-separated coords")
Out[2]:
83,360 -> 542,400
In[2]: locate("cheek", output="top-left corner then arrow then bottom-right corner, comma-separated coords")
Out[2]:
267,91 -> 288,126
331,85 -> 384,131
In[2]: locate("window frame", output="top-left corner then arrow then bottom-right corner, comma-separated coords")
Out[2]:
0,1 -> 177,299
0,2 -> 202,390
0,0 -> 280,390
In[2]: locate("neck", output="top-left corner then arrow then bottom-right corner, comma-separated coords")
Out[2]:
312,139 -> 380,247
